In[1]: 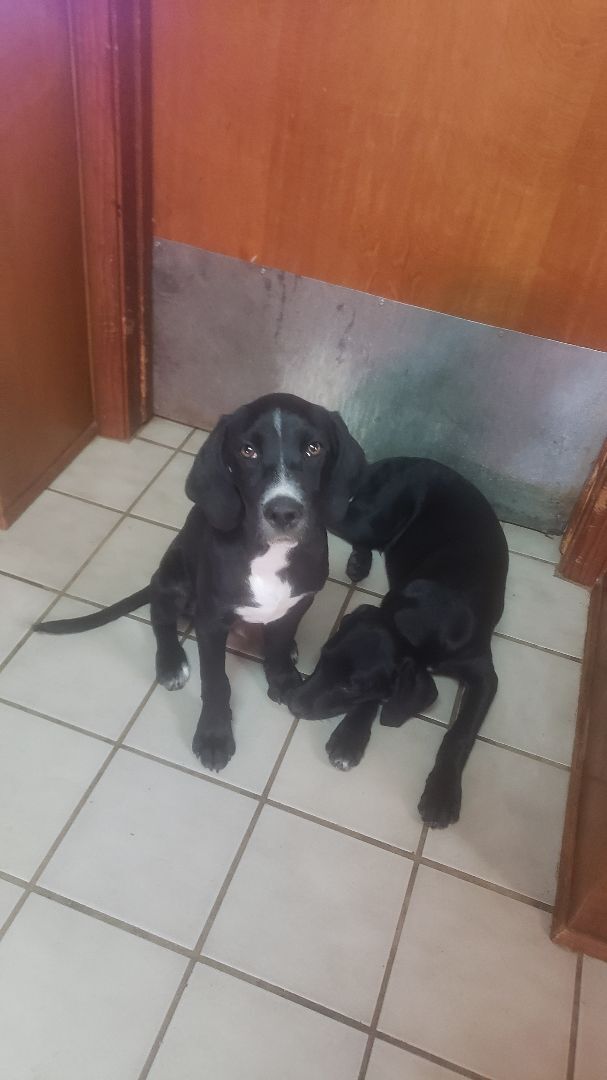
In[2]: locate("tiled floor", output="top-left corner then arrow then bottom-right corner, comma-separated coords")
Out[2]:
0,417 -> 599,1080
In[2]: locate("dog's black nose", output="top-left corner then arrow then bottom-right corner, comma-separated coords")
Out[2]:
263,496 -> 304,531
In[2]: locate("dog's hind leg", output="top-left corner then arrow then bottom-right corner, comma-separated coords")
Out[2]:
418,653 -> 498,828
151,546 -> 191,691
326,701 -> 378,770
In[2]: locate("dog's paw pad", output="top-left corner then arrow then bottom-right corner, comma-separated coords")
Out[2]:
326,729 -> 366,771
192,729 -> 235,772
418,770 -> 461,829
345,550 -> 372,583
158,659 -> 190,691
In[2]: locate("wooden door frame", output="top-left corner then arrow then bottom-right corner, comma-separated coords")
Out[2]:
559,437 -> 607,586
67,0 -> 152,439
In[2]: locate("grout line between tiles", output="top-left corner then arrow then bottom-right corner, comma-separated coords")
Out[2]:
417,710 -> 571,771
373,1031 -> 493,1080
265,799 -> 416,859
0,862 -> 492,1080
197,955 -> 370,1033
0,431 -> 195,686
491,629 -> 582,664
0,568 -> 59,595
566,953 -> 583,1080
0,869 -> 28,889
418,856 -> 553,912
120,743 -> 261,801
31,886 -> 194,960
0,696 -> 116,746
135,716 -> 302,1080
136,431 -> 194,450
357,825 -> 429,1080
0,669 -> 162,946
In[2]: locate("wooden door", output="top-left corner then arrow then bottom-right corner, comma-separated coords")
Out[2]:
153,0 -> 607,351
0,0 -> 94,527
1,0 -> 152,528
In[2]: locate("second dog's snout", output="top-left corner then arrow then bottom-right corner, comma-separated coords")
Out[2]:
263,495 -> 304,531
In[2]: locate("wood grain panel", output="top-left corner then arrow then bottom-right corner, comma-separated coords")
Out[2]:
553,576 -> 607,961
152,0 -> 607,349
0,0 -> 93,525
559,436 -> 607,587
68,0 -> 153,439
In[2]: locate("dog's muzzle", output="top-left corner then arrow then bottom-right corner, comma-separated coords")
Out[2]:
263,495 -> 304,533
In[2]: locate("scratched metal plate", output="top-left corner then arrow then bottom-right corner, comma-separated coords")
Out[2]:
153,238 -> 607,533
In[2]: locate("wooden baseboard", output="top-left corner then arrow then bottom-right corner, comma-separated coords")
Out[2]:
0,421 -> 97,530
552,575 -> 607,959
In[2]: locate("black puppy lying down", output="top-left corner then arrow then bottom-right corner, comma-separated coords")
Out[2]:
289,458 -> 508,828
35,394 -> 365,772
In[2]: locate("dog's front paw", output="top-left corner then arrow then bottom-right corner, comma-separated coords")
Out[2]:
418,766 -> 462,828
346,547 -> 373,584
156,645 -> 190,691
265,663 -> 303,706
326,722 -> 370,771
192,714 -> 235,772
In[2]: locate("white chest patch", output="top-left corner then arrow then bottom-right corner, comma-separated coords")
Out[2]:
236,541 -> 307,624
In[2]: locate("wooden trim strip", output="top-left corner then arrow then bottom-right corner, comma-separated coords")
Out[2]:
552,575 -> 607,960
559,437 -> 607,586
67,0 -> 152,439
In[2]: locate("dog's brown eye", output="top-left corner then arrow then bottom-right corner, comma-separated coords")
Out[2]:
240,444 -> 257,459
305,441 -> 322,457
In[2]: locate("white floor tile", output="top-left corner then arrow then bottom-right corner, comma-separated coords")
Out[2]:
327,532 -> 352,584
0,702 -> 109,879
0,574 -> 55,663
131,452 -> 193,527
40,750 -> 255,946
485,635 -> 580,764
575,957 -> 607,1080
52,436 -> 172,510
0,491 -> 119,589
344,591 -> 458,724
0,894 -> 185,1080
0,597 -> 156,739
296,579 -> 349,674
367,1039 -> 460,1080
138,416 -> 192,448
501,522 -> 561,563
70,516 -> 176,612
327,533 -> 389,595
127,646 -> 293,793
0,879 -> 23,928
148,964 -> 366,1080
424,741 -> 569,902
271,716 -> 442,850
380,867 -> 575,1080
204,805 -> 410,1021
498,552 -> 589,658
181,428 -> 209,455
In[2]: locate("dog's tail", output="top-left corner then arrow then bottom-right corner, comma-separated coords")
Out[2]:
34,586 -> 151,635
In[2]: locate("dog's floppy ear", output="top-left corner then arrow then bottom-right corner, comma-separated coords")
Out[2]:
185,416 -> 242,531
380,657 -> 438,727
324,411 -> 366,525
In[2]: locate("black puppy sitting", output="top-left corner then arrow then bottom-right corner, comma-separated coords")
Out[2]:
36,394 -> 365,772
289,458 -> 508,827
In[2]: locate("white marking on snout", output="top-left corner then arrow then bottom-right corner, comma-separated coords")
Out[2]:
262,409 -> 304,507
236,540 -> 309,624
